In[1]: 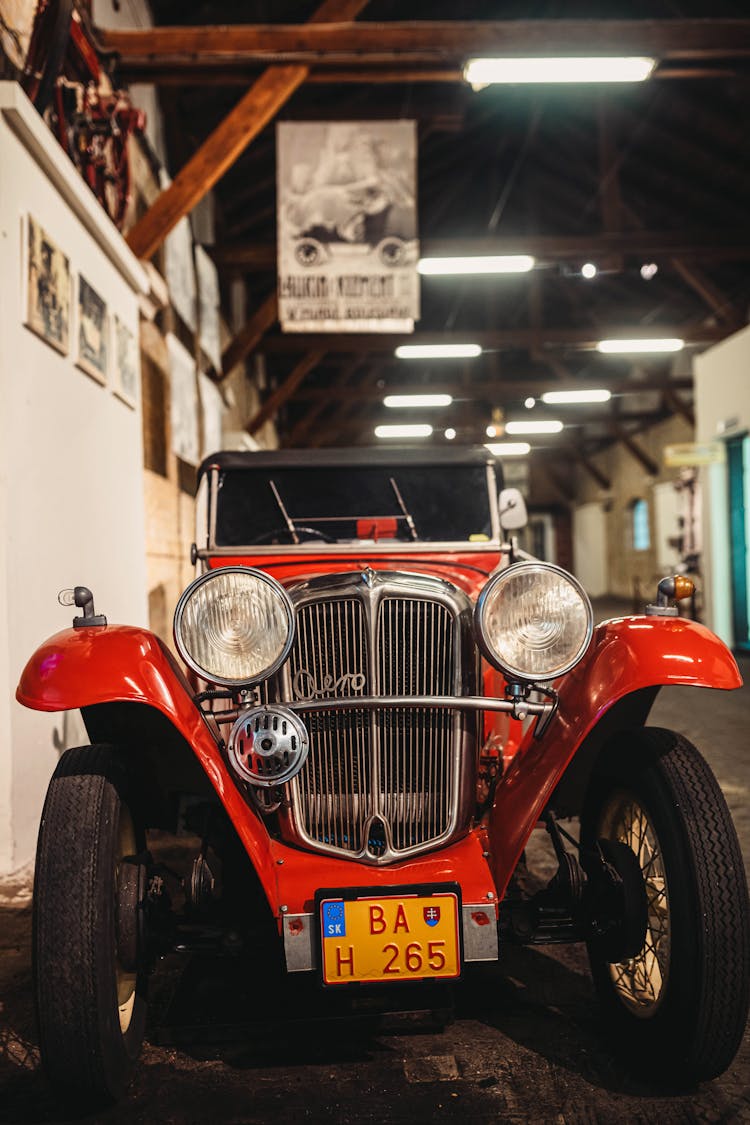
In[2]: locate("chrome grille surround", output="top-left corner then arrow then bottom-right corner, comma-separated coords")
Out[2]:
272,569 -> 478,865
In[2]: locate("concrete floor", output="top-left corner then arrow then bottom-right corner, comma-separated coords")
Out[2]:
1,599 -> 748,1123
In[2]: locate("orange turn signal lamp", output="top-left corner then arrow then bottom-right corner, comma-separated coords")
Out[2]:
646,574 -> 695,616
673,575 -> 695,602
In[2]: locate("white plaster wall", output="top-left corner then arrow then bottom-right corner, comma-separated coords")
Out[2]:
694,324 -> 750,645
652,480 -> 682,573
572,502 -> 607,597
572,414 -> 694,599
0,83 -> 148,873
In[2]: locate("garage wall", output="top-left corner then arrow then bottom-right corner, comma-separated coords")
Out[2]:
572,502 -> 607,595
574,414 -> 693,600
694,324 -> 750,645
0,84 -> 148,874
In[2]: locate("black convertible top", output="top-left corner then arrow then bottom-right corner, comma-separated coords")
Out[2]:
197,446 -> 500,484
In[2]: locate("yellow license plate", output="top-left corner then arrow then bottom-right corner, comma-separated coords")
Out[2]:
319,889 -> 461,985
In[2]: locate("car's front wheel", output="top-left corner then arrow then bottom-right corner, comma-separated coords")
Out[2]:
581,727 -> 749,1083
34,744 -> 148,1104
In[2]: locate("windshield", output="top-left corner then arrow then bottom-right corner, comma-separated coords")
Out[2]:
213,463 -> 496,546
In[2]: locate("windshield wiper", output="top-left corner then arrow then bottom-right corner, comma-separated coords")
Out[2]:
390,477 -> 419,541
269,479 -> 300,544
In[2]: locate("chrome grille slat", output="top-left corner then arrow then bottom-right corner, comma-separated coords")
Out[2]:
290,598 -> 370,851
377,597 -> 454,851
285,573 -> 470,863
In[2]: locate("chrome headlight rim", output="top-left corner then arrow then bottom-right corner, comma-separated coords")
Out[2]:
173,566 -> 295,688
474,560 -> 594,682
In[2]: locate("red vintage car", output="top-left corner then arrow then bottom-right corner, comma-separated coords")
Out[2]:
17,447 -> 750,1103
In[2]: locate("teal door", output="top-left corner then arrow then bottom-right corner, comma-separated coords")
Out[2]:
727,435 -> 750,650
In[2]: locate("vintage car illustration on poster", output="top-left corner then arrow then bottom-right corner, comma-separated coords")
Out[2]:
17,447 -> 749,1103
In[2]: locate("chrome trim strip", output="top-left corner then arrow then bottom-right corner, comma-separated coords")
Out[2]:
487,462 -> 500,544
287,695 -> 550,717
197,541 -> 502,557
283,913 -> 316,972
462,904 -> 500,962
208,465 -> 219,553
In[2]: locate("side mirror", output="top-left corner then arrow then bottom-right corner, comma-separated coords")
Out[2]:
498,487 -> 528,532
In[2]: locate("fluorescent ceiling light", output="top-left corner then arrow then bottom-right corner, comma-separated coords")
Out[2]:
542,389 -> 612,404
418,255 -> 535,276
464,56 -> 656,88
597,338 -> 684,354
395,344 -> 481,359
485,442 -> 531,456
444,428 -> 457,441
506,420 -> 563,435
375,424 -> 433,439
384,394 -> 453,408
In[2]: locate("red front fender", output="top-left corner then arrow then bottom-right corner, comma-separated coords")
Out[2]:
488,615 -> 742,898
16,625 -> 279,905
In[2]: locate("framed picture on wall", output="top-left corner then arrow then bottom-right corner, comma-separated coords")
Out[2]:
113,316 -> 138,408
24,214 -> 70,354
75,275 -> 108,384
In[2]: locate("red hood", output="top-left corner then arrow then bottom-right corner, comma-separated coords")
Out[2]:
206,550 -> 501,601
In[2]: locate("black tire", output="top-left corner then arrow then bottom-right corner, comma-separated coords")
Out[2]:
33,744 -> 148,1104
581,728 -> 750,1084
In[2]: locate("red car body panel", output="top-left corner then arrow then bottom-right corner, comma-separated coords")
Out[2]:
269,828 -> 497,917
207,551 -> 500,600
17,625 -> 282,905
487,614 -> 742,898
17,610 -> 741,923
16,624 -> 499,917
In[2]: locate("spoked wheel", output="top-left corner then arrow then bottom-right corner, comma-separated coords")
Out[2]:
582,728 -> 750,1083
33,744 -> 148,1104
595,792 -> 670,1015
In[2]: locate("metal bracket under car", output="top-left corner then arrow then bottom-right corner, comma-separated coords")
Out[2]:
499,813 -> 648,958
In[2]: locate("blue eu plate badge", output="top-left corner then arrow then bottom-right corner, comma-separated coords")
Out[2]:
322,900 -> 346,938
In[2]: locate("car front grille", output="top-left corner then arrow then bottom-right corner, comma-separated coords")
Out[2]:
272,571 -> 475,864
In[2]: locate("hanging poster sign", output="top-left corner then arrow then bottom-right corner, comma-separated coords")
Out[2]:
664,442 -> 726,467
276,121 -> 419,333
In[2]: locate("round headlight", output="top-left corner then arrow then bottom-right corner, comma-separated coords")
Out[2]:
475,562 -> 593,681
174,567 -> 294,687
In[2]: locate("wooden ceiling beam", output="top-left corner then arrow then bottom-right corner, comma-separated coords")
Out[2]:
253,323 -> 729,355
246,349 -> 327,435
669,258 -> 740,325
608,420 -> 659,475
567,446 -> 612,490
597,97 -> 625,271
661,385 -> 696,427
534,461 -> 575,506
220,292 -> 278,377
126,66 -> 307,260
115,63 -> 740,85
286,355 -> 365,446
314,412 -> 672,454
124,0 -> 370,261
101,20 -> 750,68
292,374 -> 692,403
212,230 -> 750,272
306,360 -> 389,448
